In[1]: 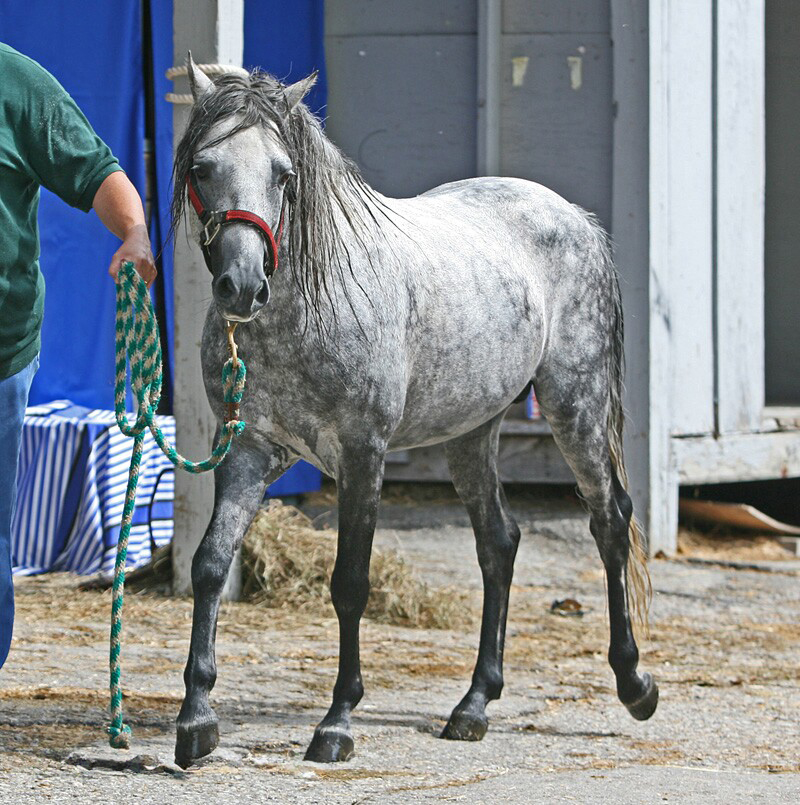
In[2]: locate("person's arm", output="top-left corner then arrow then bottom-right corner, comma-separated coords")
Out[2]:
92,171 -> 157,288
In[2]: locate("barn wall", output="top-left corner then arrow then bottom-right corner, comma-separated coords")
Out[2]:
325,0 -> 614,230
500,0 -> 613,229
325,1 -> 478,198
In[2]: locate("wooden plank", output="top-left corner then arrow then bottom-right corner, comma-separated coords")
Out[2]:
171,0 -> 243,598
500,32 -> 613,227
383,435 -> 575,485
325,0 -> 476,37
675,431 -> 800,484
715,0 -> 766,432
325,34 -> 477,197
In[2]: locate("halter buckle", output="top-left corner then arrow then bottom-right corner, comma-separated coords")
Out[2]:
202,219 -> 221,247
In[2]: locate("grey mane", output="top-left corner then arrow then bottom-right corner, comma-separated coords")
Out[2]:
171,70 -> 388,321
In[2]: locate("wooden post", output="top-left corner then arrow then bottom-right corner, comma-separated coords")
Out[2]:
610,0 -> 681,555
171,0 -> 244,597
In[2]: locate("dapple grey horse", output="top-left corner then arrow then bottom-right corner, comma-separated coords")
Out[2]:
171,56 -> 657,769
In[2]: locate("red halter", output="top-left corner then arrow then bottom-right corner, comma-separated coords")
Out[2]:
186,170 -> 286,278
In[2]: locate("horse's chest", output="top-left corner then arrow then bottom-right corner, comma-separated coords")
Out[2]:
253,410 -> 341,477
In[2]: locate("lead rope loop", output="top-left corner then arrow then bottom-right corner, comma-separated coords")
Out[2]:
108,261 -> 246,748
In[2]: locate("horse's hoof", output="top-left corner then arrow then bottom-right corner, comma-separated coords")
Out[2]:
624,672 -> 659,721
174,718 -> 219,769
440,710 -> 488,741
304,728 -> 355,763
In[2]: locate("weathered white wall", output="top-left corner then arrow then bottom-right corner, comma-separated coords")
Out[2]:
715,0 -> 765,434
612,0 -> 767,554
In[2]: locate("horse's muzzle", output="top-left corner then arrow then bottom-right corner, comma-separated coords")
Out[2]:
214,272 -> 270,321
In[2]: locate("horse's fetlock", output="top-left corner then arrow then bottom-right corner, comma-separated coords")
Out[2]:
334,676 -> 364,708
609,642 -> 639,676
185,654 -> 217,691
475,668 -> 504,701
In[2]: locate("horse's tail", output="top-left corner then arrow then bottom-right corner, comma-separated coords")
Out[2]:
600,225 -> 652,636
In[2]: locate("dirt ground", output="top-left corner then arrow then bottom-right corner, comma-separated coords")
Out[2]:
1,484 -> 799,803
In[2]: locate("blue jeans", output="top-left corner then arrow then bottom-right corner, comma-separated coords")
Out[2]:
0,355 -> 38,670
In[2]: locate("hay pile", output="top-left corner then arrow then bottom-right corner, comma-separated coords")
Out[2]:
241,501 -> 468,629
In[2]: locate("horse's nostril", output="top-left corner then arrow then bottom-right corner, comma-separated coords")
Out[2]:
217,275 -> 236,301
254,280 -> 270,306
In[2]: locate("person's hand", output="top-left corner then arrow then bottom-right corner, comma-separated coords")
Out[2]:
108,224 -> 157,288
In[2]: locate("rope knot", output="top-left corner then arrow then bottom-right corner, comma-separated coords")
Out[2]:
108,723 -> 132,749
222,356 -> 247,403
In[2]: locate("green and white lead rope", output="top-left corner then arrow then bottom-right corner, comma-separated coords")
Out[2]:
108,261 -> 247,748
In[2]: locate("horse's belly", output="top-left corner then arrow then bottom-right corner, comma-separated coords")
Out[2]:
389,320 -> 542,450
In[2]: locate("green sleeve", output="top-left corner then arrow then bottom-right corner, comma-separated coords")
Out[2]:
21,62 -> 122,212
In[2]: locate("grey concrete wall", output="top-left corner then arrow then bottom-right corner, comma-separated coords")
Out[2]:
500,0 -> 612,229
765,0 -> 800,405
324,1 -> 477,198
325,0 -> 613,230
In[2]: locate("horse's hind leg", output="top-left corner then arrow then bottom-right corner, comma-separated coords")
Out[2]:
174,439 -> 294,769
441,414 -> 520,741
535,362 -> 658,721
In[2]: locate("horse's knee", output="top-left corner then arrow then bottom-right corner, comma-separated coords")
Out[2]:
191,543 -> 234,594
475,530 -> 518,579
330,565 -> 369,620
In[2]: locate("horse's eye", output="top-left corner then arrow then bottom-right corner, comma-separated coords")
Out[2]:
192,164 -> 210,181
279,169 -> 296,186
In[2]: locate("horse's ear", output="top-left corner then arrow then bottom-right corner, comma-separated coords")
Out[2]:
283,71 -> 318,113
187,51 -> 213,102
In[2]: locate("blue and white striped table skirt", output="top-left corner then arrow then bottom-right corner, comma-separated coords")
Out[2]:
12,401 -> 174,577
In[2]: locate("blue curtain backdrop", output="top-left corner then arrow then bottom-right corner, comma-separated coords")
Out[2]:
243,0 -> 327,117
148,0 -> 176,408
1,0 -> 146,410
244,0 -> 325,496
1,0 -> 324,495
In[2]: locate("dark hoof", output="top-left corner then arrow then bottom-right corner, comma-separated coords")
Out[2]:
624,673 -> 659,721
440,710 -> 488,741
175,718 -> 219,769
304,728 -> 355,763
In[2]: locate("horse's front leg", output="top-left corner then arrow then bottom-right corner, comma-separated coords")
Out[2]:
304,445 -> 385,763
175,439 -> 293,769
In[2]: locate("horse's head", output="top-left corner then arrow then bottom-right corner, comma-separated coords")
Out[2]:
180,54 -> 316,322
